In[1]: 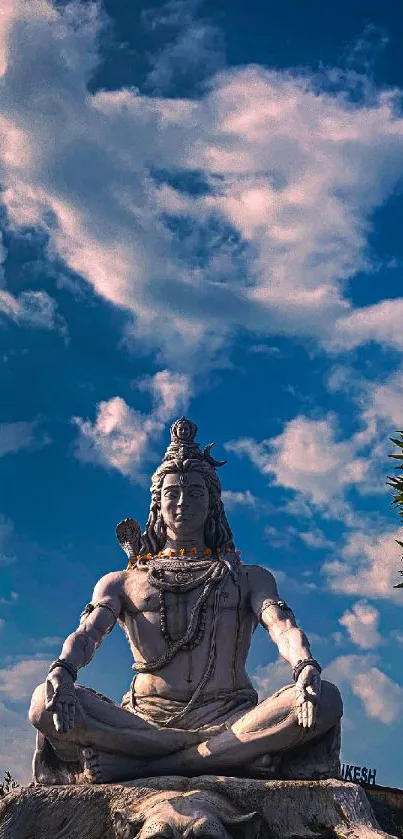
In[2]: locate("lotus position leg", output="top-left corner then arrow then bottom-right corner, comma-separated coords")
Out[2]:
29,683 -> 207,765
29,679 -> 342,782
143,681 -> 343,776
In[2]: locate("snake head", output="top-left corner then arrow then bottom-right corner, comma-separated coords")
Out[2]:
116,517 -> 141,560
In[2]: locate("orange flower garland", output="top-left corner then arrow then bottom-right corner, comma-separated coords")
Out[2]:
126,545 -> 241,569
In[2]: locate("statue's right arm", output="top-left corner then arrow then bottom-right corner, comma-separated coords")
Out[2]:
56,571 -> 124,672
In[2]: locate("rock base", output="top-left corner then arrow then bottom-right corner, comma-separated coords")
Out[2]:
0,777 -> 396,839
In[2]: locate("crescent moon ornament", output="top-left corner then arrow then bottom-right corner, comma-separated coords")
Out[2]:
203,442 -> 227,468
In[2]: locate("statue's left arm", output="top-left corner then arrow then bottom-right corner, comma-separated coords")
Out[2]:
247,565 -> 321,729
45,571 -> 124,734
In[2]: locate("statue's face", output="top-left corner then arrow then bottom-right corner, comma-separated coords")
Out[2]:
161,471 -> 209,540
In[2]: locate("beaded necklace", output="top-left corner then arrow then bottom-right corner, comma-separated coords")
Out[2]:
130,551 -> 241,727
131,551 -> 240,671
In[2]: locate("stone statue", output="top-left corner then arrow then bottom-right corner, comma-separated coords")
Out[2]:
29,417 -> 343,786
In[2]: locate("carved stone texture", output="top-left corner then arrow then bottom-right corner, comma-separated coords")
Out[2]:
0,778 -> 396,839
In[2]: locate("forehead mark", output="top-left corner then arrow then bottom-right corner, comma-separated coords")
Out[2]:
162,473 -> 206,488
162,481 -> 206,490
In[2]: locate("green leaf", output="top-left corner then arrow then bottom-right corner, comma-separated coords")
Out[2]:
389,437 -> 403,449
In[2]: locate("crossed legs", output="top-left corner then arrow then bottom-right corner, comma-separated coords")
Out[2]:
142,680 -> 343,776
29,680 -> 342,783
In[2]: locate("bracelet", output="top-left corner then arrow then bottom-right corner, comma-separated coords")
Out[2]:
48,658 -> 78,682
292,658 -> 322,682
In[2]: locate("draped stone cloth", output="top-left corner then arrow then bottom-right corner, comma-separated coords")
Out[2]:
30,676 -> 342,784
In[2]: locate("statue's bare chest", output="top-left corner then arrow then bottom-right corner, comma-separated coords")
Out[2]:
122,567 -> 249,617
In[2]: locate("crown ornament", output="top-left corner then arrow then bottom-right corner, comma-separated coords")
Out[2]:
164,416 -> 227,468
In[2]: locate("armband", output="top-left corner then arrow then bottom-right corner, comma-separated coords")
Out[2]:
79,601 -> 119,634
258,598 -> 294,624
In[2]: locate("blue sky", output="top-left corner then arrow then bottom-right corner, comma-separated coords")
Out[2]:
0,0 -> 403,787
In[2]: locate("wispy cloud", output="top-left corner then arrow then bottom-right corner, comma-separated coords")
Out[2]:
0,591 -> 18,605
0,420 -> 35,457
31,636 -> 62,649
251,657 -> 291,700
143,0 -> 225,95
0,699 -> 35,784
221,489 -> 258,510
325,654 -> 403,724
0,514 -> 16,566
328,299 -> 403,355
0,658 -> 50,701
0,288 -> 62,331
323,527 -> 403,601
72,370 -> 191,479
1,2 -> 403,366
390,629 -> 403,646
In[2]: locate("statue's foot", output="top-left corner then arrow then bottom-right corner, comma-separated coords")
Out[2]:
33,734 -> 87,786
83,748 -> 148,783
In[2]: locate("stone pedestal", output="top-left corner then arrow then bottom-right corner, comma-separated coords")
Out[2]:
0,777 -> 397,839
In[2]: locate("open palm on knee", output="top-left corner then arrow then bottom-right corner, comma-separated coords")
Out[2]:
295,666 -> 321,730
45,669 -> 77,734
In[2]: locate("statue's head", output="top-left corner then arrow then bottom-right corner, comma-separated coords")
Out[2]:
141,417 -> 234,555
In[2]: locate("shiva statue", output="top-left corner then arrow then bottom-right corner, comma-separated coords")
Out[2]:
29,417 -> 343,785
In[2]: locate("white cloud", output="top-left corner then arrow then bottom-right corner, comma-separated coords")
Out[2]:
221,490 -> 258,509
0,514 -> 16,566
248,344 -> 281,356
138,369 -> 193,420
338,600 -> 382,649
324,362 -> 403,504
0,228 -> 62,332
325,654 -> 403,724
0,288 -> 62,331
0,2 -> 403,363
31,636 -> 62,649
0,658 -> 50,700
297,527 -> 333,550
329,298 -> 403,354
251,657 -> 291,700
0,420 -> 35,457
265,563 -> 317,594
390,629 -> 403,646
0,590 -> 18,605
227,415 -> 368,508
323,527 -> 403,601
0,699 -> 35,784
72,370 -> 191,479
